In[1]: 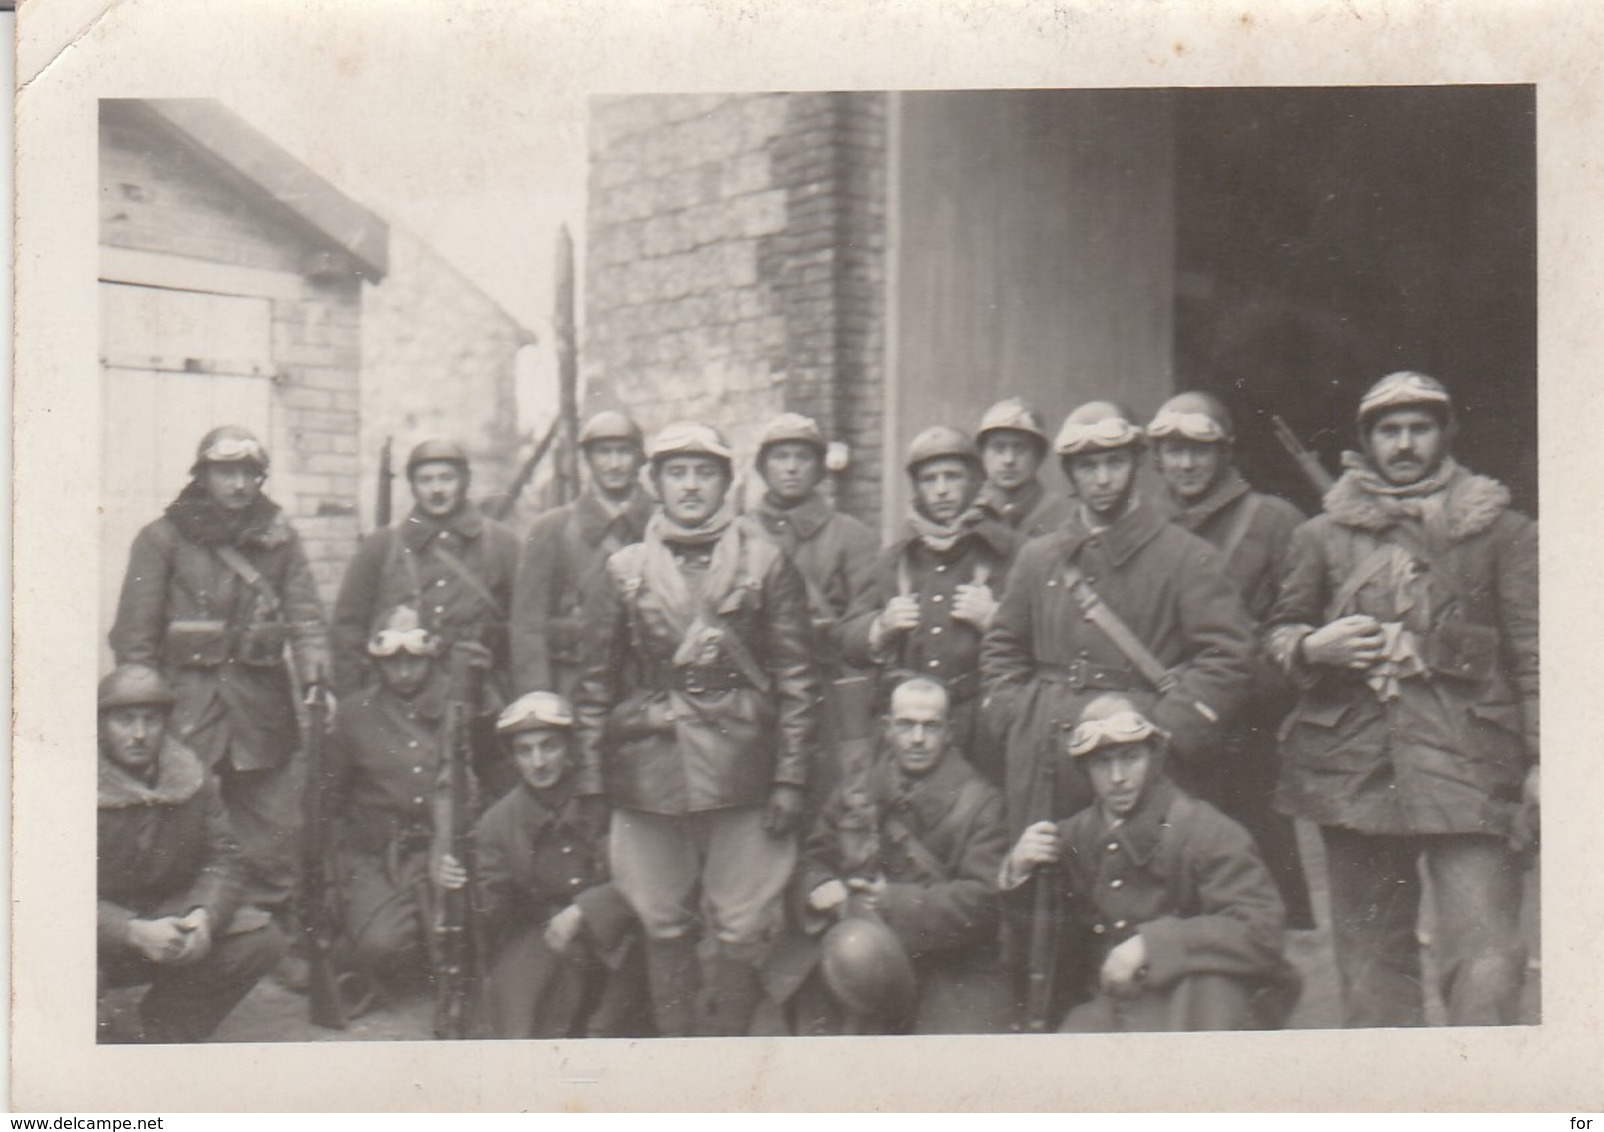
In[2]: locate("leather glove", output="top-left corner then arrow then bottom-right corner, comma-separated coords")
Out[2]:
762,783 -> 806,837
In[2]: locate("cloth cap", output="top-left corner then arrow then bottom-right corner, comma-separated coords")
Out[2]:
406,439 -> 470,475
191,425 -> 269,475
1357,371 -> 1453,427
976,398 -> 1050,450
1147,392 -> 1234,444
368,605 -> 440,658
497,691 -> 574,734
756,412 -> 826,456
904,425 -> 981,475
646,420 -> 734,466
1054,402 -> 1144,456
579,409 -> 644,449
98,664 -> 177,712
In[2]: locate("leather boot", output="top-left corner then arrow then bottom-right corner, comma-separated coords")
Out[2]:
700,951 -> 765,1037
645,936 -> 701,1038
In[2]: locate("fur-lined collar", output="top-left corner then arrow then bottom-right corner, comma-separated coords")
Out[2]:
165,481 -> 288,548
1323,462 -> 1510,541
99,736 -> 206,809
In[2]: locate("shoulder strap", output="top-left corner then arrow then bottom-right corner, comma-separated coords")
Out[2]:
1325,536 -> 1400,622
1218,494 -> 1262,567
1060,558 -> 1177,694
213,545 -> 281,617
427,540 -> 508,621
882,811 -> 951,882
696,526 -> 773,695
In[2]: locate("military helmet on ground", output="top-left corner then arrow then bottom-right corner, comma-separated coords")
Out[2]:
97,665 -> 177,713
1147,391 -> 1235,445
405,438 -> 470,476
1357,371 -> 1454,431
819,913 -> 918,1022
645,420 -> 734,469
904,425 -> 981,476
1054,401 -> 1145,457
976,398 -> 1050,453
190,425 -> 269,476
579,409 -> 644,450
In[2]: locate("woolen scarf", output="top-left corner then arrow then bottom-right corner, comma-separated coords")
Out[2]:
639,494 -> 748,667
903,501 -> 989,554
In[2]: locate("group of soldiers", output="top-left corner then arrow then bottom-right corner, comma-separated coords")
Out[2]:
96,368 -> 1539,1042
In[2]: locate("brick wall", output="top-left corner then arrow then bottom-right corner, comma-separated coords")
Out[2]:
360,226 -> 532,533
585,93 -> 888,525
100,106 -> 366,605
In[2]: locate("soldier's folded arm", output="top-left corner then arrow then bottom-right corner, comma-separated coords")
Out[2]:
876,792 -> 1007,955
836,546 -> 899,667
764,551 -> 822,795
182,775 -> 246,936
1262,519 -> 1337,690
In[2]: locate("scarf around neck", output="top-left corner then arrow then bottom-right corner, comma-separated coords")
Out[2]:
904,501 -> 988,554
165,480 -> 283,548
1337,452 -> 1459,519
640,495 -> 748,666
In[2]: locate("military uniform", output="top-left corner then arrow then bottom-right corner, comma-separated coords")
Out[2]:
510,487 -> 652,698
975,479 -> 1074,541
110,480 -> 330,908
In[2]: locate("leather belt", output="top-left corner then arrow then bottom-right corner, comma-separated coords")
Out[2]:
656,665 -> 751,696
1036,659 -> 1139,693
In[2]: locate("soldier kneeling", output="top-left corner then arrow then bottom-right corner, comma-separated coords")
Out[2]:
436,692 -> 650,1038
780,677 -> 1012,1035
1001,693 -> 1299,1032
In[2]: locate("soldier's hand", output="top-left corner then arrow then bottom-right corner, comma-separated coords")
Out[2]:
952,583 -> 999,630
808,879 -> 849,916
1007,821 -> 1060,877
846,875 -> 886,913
762,784 -> 806,837
1302,615 -> 1387,670
171,908 -> 213,965
127,917 -> 188,965
543,904 -> 585,955
434,852 -> 468,891
1100,934 -> 1149,999
873,595 -> 922,643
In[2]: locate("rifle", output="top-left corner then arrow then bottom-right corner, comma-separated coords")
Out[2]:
1024,748 -> 1059,1033
298,684 -> 349,1030
1271,414 -> 1335,496
432,641 -> 491,1040
376,436 -> 395,529
488,416 -> 562,522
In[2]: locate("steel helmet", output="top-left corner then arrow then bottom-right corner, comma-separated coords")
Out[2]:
1147,391 -> 1234,445
405,438 -> 470,476
756,412 -> 827,458
97,665 -> 177,713
191,425 -> 269,476
976,398 -> 1050,453
645,420 -> 734,469
820,912 -> 918,1023
1357,371 -> 1454,431
579,409 -> 645,449
1054,401 -> 1145,457
904,425 -> 981,476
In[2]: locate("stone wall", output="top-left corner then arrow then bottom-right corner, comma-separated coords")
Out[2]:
585,93 -> 888,525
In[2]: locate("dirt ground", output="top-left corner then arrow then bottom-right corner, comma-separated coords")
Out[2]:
106,820 -> 1537,1044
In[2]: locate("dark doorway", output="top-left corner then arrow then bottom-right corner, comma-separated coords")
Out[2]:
1172,86 -> 1537,515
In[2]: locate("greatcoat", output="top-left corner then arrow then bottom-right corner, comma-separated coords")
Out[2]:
976,479 -> 1075,541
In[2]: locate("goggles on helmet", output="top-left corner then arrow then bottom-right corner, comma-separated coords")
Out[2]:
1146,409 -> 1230,445
199,436 -> 269,467
1066,710 -> 1166,758
1055,416 -> 1143,457
496,691 -> 574,734
368,627 -> 440,658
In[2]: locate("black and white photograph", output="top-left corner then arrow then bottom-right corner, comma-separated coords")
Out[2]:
13,0 -> 1604,1113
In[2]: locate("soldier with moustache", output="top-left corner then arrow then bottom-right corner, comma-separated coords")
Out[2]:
572,421 -> 820,1037
747,412 -> 881,804
1265,372 -> 1539,1027
839,426 -> 1022,785
1146,391 -> 1314,928
111,426 -> 331,913
510,410 -> 654,699
331,439 -> 520,791
97,664 -> 287,1043
973,398 -> 1074,540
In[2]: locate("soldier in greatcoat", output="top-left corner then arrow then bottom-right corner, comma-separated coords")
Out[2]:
974,398 -> 1074,540
1147,391 -> 1314,928
110,425 -> 331,911
436,691 -> 649,1039
839,426 -> 1022,785
747,412 -> 881,806
572,421 -> 821,1037
97,665 -> 286,1043
510,410 -> 653,699
331,439 -> 520,793
1265,371 -> 1539,1027
1001,694 -> 1294,1033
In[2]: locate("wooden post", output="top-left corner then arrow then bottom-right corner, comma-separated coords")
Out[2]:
554,224 -> 580,505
